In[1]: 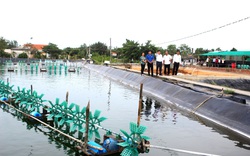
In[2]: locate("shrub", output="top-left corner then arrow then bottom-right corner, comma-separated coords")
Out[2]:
224,89 -> 235,94
18,53 -> 28,58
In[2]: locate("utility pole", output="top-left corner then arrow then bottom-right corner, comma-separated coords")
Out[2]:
86,47 -> 88,59
110,38 -> 111,63
88,47 -> 91,60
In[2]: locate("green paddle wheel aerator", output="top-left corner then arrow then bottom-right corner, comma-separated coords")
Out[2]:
0,80 -> 150,156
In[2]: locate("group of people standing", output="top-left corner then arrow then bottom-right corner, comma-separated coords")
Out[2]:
140,50 -> 182,76
205,56 -> 225,67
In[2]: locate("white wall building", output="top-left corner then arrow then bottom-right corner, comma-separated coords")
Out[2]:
4,46 -> 29,58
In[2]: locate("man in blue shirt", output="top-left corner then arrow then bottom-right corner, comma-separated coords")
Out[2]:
146,51 -> 154,76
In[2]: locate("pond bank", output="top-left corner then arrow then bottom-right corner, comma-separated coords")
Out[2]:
202,79 -> 250,92
84,64 -> 250,140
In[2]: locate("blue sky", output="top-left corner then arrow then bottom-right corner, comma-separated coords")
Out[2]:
0,0 -> 249,51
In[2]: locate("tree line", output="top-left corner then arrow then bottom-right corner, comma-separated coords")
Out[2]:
0,37 -> 19,58
0,36 -> 237,63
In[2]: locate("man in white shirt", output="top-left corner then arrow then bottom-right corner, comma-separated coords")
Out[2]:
212,57 -> 216,67
206,57 -> 210,67
163,50 -> 172,75
155,50 -> 163,76
172,50 -> 181,75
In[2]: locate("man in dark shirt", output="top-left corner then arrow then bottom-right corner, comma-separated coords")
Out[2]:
146,51 -> 154,76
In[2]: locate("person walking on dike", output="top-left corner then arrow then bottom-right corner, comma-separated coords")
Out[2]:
155,50 -> 163,76
146,51 -> 154,76
163,50 -> 172,75
140,52 -> 146,75
172,50 -> 181,75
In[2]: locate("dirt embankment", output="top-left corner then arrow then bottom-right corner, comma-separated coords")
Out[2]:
130,65 -> 250,78
178,67 -> 250,78
129,64 -> 250,91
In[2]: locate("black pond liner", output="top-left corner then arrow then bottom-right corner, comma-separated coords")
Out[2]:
202,79 -> 250,92
84,64 -> 250,139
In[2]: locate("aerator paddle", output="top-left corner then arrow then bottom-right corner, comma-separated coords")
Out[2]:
88,109 -> 107,139
14,87 -> 30,105
47,98 -> 75,126
54,101 -> 75,126
48,99 -> 107,140
117,122 -> 150,156
66,104 -> 86,132
47,98 -> 63,120
0,81 -> 14,97
25,91 -> 45,112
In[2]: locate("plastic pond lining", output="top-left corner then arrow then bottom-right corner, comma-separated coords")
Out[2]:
85,64 -> 250,139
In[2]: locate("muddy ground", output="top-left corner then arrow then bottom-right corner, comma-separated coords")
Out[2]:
128,64 -> 250,92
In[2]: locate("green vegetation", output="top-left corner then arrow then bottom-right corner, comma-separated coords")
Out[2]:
91,42 -> 108,55
224,89 -> 235,94
91,53 -> 118,65
0,37 -> 8,52
210,80 -> 217,85
18,53 -> 28,58
42,43 -> 62,59
92,53 -> 108,64
167,44 -> 177,55
0,37 -> 18,51
0,51 -> 11,58
231,48 -> 237,51
0,36 -> 239,63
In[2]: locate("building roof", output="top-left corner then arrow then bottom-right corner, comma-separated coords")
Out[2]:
11,47 -> 29,50
200,51 -> 250,56
24,44 -> 47,50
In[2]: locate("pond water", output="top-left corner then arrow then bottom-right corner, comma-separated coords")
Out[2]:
0,62 -> 250,156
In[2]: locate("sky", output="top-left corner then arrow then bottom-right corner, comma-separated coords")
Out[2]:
0,0 -> 250,51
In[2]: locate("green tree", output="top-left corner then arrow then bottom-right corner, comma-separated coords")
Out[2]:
167,44 -> 177,55
140,40 -> 158,54
70,48 -> 80,59
91,42 -> 108,55
63,47 -> 72,59
78,44 -> 88,59
179,44 -> 191,58
7,40 -> 18,49
62,47 -> 81,59
18,53 -> 28,58
231,47 -> 237,51
43,43 -> 62,59
194,48 -> 205,60
33,52 -> 42,59
215,47 -> 222,51
0,37 -> 11,58
0,37 -> 8,52
194,48 -> 204,55
121,39 -> 140,62
0,51 -> 11,58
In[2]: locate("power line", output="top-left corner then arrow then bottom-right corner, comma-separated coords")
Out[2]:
156,16 -> 250,45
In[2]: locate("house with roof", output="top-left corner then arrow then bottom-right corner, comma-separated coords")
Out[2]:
24,44 -> 47,58
4,44 -> 47,58
111,51 -> 117,57
5,46 -> 29,58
